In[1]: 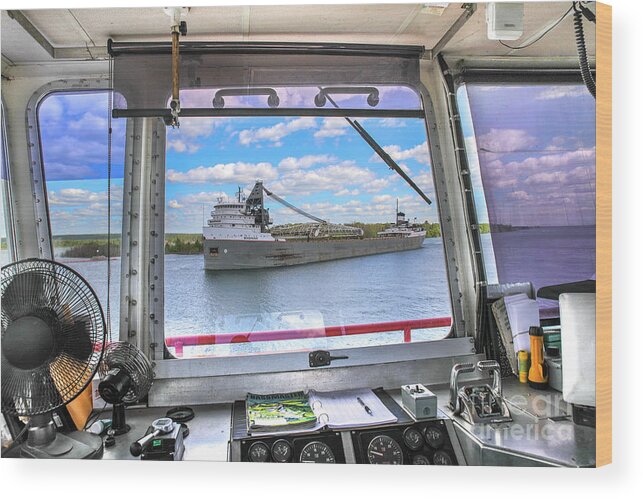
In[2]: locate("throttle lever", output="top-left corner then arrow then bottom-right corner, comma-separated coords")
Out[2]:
309,350 -> 349,367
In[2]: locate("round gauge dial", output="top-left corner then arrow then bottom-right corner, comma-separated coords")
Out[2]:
433,450 -> 454,465
248,441 -> 270,463
299,441 -> 336,463
367,435 -> 404,465
403,427 -> 424,451
271,439 -> 292,463
412,454 -> 431,465
424,425 -> 445,449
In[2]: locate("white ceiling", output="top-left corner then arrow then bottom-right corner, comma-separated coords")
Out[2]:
1,3 -> 595,65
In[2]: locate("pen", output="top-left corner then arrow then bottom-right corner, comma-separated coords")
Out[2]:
357,396 -> 373,416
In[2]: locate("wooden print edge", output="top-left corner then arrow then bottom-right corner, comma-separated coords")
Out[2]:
595,1 -> 612,467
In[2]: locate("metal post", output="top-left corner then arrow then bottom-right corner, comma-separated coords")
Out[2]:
120,117 -> 166,361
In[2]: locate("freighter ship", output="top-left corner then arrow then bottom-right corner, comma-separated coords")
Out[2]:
203,181 -> 426,270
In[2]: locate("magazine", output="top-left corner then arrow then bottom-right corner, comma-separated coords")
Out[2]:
245,391 -> 320,433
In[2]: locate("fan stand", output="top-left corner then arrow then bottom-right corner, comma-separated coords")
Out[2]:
18,414 -> 104,459
110,403 -> 131,435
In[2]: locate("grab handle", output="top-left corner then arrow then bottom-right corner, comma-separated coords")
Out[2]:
212,88 -> 280,108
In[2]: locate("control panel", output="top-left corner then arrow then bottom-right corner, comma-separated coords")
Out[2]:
239,432 -> 345,463
350,419 -> 458,465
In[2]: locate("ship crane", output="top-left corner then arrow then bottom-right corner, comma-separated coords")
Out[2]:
262,187 -> 326,224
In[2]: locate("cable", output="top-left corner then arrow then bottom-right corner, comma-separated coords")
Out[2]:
84,401 -> 109,431
499,4 -> 574,50
573,2 -> 596,98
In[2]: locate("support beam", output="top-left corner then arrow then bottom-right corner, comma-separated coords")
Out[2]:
120,118 -> 166,361
427,3 -> 477,59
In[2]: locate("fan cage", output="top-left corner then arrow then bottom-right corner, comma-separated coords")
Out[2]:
1,259 -> 106,416
99,341 -> 153,404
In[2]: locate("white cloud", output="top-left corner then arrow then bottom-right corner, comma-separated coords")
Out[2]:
278,154 -> 336,171
238,117 -> 316,146
314,118 -> 351,138
180,191 -> 229,205
167,139 -> 202,154
536,86 -> 590,100
477,128 -> 537,153
271,161 -> 377,195
373,141 -> 430,165
167,162 -> 277,184
68,112 -> 108,131
168,200 -> 183,209
335,188 -> 360,196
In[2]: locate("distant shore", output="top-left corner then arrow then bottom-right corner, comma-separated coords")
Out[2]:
53,223 -> 490,259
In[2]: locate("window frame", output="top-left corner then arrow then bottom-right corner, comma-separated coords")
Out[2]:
1,100 -> 17,262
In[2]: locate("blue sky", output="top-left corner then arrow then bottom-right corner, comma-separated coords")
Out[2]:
39,83 -> 595,236
40,88 -> 439,235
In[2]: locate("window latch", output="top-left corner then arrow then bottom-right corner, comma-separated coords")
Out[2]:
309,350 -> 349,368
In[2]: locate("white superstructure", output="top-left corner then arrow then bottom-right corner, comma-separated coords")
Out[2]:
203,195 -> 276,242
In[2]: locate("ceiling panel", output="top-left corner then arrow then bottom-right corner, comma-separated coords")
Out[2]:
2,3 -> 595,65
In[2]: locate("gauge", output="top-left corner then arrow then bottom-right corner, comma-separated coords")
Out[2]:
402,427 -> 424,451
271,439 -> 292,463
367,435 -> 404,465
248,441 -> 270,463
424,425 -> 445,449
299,441 -> 336,463
433,450 -> 454,465
412,454 -> 431,465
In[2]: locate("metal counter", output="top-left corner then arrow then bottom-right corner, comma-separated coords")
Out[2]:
101,378 -> 594,466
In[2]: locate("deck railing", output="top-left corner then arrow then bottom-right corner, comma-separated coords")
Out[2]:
165,316 -> 452,357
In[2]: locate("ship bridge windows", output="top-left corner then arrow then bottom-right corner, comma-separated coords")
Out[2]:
457,82 -> 596,318
37,91 -> 126,339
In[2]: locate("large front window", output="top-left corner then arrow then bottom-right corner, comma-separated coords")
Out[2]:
162,88 -> 451,357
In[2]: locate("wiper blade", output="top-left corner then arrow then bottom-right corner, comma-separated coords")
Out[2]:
318,88 -> 432,206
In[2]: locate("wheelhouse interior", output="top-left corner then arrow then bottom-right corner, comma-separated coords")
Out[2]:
0,1 -> 605,468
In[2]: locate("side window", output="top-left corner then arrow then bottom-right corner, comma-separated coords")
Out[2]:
38,92 -> 126,337
458,83 -> 596,316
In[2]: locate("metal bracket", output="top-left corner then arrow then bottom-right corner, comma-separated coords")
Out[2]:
308,350 -> 349,368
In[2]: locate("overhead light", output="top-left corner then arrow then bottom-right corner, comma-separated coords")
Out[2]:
486,2 -> 524,40
421,3 -> 450,16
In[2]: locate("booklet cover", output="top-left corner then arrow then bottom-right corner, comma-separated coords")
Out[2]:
246,391 -> 319,433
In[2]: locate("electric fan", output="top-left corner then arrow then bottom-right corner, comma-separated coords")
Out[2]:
1,259 -> 106,459
98,341 -> 153,435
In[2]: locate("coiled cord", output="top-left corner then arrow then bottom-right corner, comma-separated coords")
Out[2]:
573,4 -> 596,98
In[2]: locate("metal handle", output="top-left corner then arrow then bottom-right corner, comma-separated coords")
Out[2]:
476,360 -> 502,398
314,86 -> 380,107
449,363 -> 475,413
130,429 -> 160,457
213,88 -> 280,108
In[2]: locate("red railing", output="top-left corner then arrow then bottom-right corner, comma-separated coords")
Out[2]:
165,316 -> 452,357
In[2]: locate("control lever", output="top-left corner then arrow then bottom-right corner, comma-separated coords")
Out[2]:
309,350 -> 349,367
130,417 -> 174,457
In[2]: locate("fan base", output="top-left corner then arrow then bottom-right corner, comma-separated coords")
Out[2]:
18,431 -> 104,459
111,424 -> 131,436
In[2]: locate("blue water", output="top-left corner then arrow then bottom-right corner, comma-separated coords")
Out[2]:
60,237 -> 452,355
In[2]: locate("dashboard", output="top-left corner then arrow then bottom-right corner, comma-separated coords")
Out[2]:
229,391 -> 463,465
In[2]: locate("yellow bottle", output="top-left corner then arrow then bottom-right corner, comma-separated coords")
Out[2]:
528,326 -> 549,390
518,350 -> 529,383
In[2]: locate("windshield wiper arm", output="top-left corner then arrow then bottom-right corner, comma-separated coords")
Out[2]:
318,87 -> 432,206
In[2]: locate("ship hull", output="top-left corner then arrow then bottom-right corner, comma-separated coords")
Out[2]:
203,235 -> 425,270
